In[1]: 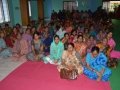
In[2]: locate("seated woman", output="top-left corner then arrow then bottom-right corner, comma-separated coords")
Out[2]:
0,31 -> 12,58
4,23 -> 12,36
83,28 -> 89,42
87,35 -> 96,52
43,32 -> 53,54
26,32 -> 44,61
65,20 -> 73,34
31,26 -> 36,36
43,35 -> 64,65
107,31 -> 120,59
56,25 -> 66,39
97,30 -> 105,42
58,43 -> 83,78
12,33 -> 29,59
84,46 -> 112,81
74,35 -> 87,65
96,38 -> 110,56
69,30 -> 77,43
62,33 -> 70,50
22,28 -> 33,53
5,35 -> 14,48
11,27 -> 19,43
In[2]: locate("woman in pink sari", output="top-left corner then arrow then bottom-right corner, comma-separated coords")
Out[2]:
22,28 -> 32,53
12,33 -> 29,61
107,31 -> 120,59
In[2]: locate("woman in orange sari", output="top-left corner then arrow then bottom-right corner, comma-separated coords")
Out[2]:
65,20 -> 73,34
96,38 -> 110,56
74,35 -> 87,65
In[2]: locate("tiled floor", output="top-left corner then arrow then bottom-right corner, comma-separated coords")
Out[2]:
0,57 -> 25,81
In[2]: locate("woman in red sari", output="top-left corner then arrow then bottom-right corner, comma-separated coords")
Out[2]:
11,27 -> 19,43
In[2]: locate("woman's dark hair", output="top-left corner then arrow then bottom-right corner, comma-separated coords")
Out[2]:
56,25 -> 60,30
54,35 -> 59,40
67,43 -> 74,48
25,28 -> 30,32
77,35 -> 83,39
13,26 -> 17,29
33,32 -> 40,39
64,33 -> 69,37
5,23 -> 9,27
71,30 -> 76,35
91,46 -> 100,53
89,35 -> 95,39
16,23 -> 21,27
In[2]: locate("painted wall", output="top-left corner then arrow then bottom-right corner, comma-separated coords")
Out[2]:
8,0 -> 39,26
8,0 -> 22,26
30,1 -> 38,21
44,0 -> 52,19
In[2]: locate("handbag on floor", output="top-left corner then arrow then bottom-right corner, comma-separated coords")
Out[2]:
60,68 -> 78,80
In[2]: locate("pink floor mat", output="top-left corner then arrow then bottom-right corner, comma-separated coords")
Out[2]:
0,61 -> 111,90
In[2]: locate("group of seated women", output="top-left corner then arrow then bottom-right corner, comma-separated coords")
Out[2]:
0,9 -> 120,82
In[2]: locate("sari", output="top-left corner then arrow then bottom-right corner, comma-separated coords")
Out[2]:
26,39 -> 44,61
108,38 -> 120,59
43,41 -> 64,64
43,36 -> 53,53
84,53 -> 112,81
87,39 -> 96,52
12,39 -> 29,56
22,33 -> 32,52
58,50 -> 83,74
74,42 -> 87,65
0,38 -> 12,58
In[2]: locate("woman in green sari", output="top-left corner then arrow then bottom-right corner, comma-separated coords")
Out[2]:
43,35 -> 64,65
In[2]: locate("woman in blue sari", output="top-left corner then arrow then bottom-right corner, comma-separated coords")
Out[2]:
43,32 -> 53,54
0,31 -> 12,58
43,35 -> 64,65
84,46 -> 112,81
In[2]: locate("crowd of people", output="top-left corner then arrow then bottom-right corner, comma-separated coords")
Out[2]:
0,8 -> 120,81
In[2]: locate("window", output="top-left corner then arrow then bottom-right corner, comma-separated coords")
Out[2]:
28,1 -> 32,17
63,1 -> 78,11
0,0 -> 10,23
102,1 -> 120,12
